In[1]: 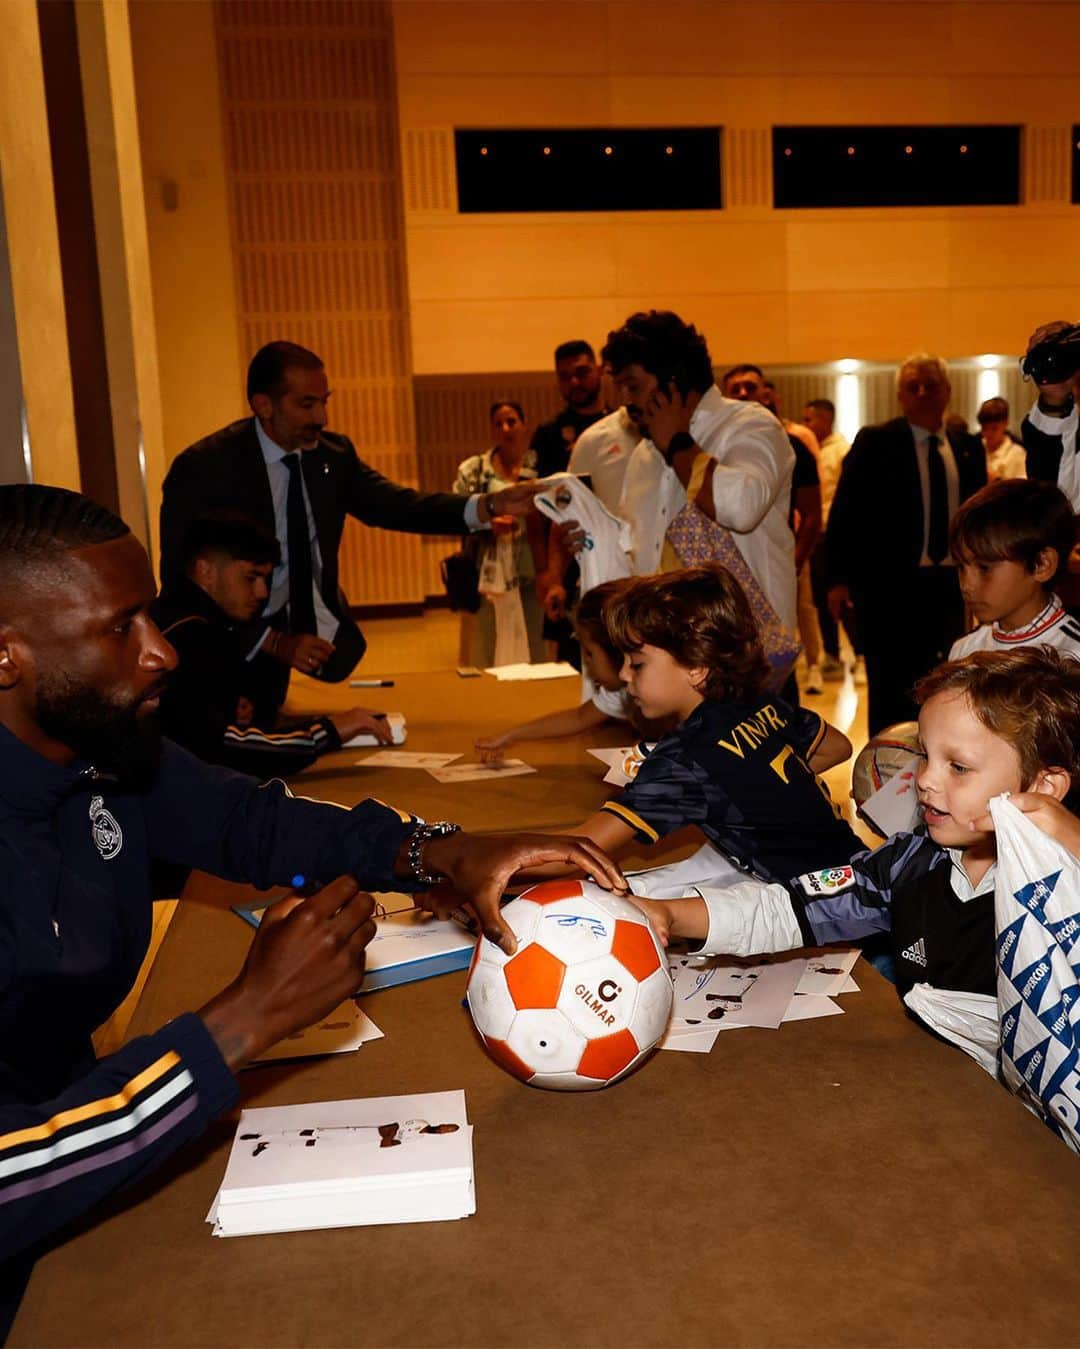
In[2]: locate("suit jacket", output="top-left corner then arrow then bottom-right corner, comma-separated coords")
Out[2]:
826,416 -> 987,598
160,419 -> 470,681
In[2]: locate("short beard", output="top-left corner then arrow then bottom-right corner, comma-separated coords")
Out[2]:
35,669 -> 163,788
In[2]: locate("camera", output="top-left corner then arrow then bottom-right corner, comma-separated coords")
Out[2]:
1021,324 -> 1080,386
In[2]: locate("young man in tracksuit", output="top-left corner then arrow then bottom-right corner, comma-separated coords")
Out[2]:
0,486 -> 622,1333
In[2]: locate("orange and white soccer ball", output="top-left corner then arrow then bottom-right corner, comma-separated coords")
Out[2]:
466,879 -> 673,1091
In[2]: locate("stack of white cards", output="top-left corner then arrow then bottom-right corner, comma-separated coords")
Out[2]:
661,950 -> 862,1053
250,999 -> 383,1065
207,1090 -> 475,1237
484,661 -> 577,681
342,712 -> 407,747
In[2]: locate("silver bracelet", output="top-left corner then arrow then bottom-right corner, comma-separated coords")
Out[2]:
407,821 -> 461,887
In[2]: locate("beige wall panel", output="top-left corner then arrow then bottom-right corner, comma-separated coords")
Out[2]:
0,0 -> 78,490
614,292 -> 793,368
946,215 -> 1080,291
943,286 -> 1080,362
217,0 -> 424,606
608,77 -> 780,123
773,2 -> 954,74
786,289 -> 948,365
786,217 -> 951,294
410,298 -> 625,374
604,2 -> 783,75
393,1 -> 609,73
951,4 -> 1080,74
777,76 -> 958,122
396,76 -> 614,126
129,0 -> 244,462
611,218 -> 788,296
942,79 -> 1078,123
405,222 -> 617,301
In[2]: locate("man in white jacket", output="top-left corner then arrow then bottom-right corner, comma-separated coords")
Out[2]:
601,310 -> 797,632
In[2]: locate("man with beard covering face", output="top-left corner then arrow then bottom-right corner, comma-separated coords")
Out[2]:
0,485 -> 625,1332
604,310 -> 797,635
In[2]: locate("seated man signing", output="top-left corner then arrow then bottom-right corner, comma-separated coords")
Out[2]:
0,486 -> 622,1324
152,512 -> 392,777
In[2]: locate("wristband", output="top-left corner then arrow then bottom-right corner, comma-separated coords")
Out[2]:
407,821 -> 462,887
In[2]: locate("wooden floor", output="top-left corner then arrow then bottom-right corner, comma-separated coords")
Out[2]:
92,607 -> 871,1055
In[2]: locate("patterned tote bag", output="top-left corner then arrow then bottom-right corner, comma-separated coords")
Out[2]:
664,453 -> 800,689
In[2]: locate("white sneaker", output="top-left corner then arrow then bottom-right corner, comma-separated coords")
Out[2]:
804,664 -> 824,695
853,656 -> 867,687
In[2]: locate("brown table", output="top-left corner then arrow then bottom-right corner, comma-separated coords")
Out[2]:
12,670 -> 1080,1346
281,667 -> 633,834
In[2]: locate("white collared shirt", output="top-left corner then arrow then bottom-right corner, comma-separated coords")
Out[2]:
619,386 -> 797,630
984,433 -> 1026,482
817,429 -> 851,523
568,407 -> 641,516
909,422 -> 960,567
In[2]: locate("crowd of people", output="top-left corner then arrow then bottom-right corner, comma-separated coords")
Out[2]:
2,307 -> 1079,1327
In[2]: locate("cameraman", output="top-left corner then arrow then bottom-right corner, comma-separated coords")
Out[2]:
1022,320 -> 1080,506
1022,320 -> 1080,609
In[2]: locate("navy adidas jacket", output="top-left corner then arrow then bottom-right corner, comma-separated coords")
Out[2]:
0,725 -> 417,1274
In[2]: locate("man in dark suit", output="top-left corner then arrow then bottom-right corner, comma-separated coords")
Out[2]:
161,342 -> 541,722
826,354 -> 987,734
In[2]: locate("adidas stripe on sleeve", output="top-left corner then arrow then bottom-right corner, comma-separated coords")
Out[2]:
0,1013 -> 236,1261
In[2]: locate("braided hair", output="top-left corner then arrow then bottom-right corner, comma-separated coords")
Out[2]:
0,485 -> 128,586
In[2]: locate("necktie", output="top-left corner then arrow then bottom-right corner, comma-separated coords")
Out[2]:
926,434 -> 948,564
284,454 -> 317,634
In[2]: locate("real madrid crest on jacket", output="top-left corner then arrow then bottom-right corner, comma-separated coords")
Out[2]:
88,795 -> 122,861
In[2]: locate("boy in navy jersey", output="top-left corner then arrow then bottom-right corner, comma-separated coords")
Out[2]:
527,566 -> 861,885
632,647 -> 1080,1009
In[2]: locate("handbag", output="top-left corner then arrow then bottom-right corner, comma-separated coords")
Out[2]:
664,457 -> 800,689
441,548 -> 481,613
442,456 -> 487,614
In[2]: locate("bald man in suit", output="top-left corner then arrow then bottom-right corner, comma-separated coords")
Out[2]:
826,354 -> 987,734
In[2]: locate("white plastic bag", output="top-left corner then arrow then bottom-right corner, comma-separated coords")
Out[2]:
902,983 -> 998,1077
991,793 -> 1080,1152
490,587 -> 530,667
479,537 -> 531,668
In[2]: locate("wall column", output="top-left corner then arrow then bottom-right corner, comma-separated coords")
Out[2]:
0,0 -> 79,490
74,0 -> 166,557
215,0 -> 426,605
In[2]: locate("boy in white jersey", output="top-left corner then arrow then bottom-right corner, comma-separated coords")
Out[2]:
949,479 -> 1080,661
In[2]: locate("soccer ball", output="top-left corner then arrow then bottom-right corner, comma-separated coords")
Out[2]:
850,721 -> 923,807
466,879 -> 673,1091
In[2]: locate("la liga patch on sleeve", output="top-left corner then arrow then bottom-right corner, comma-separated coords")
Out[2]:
795,865 -> 856,897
